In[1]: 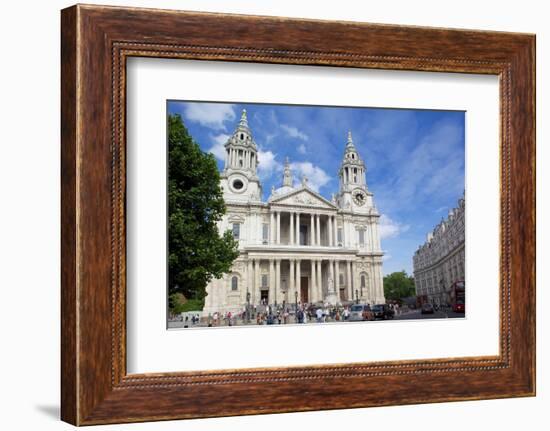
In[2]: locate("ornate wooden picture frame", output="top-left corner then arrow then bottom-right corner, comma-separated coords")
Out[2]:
61,4 -> 535,425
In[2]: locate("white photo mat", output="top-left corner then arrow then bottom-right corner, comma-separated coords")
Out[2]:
126,58 -> 499,374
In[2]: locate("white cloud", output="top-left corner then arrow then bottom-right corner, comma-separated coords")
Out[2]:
281,124 -> 309,141
297,143 -> 307,154
374,118 -> 464,213
382,254 -> 392,261
290,162 -> 330,192
207,133 -> 229,161
379,214 -> 410,240
264,133 -> 277,145
183,103 -> 235,130
257,149 -> 282,180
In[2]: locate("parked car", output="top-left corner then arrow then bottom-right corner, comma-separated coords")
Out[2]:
452,301 -> 465,313
421,303 -> 435,314
372,304 -> 395,320
349,304 -> 374,321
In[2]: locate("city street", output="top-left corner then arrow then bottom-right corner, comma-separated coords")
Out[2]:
393,309 -> 465,320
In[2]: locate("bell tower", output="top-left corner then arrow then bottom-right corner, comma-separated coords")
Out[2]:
220,109 -> 262,202
337,131 -> 373,213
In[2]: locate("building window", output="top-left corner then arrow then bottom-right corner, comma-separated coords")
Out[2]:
232,223 -> 240,240
262,223 -> 269,244
231,276 -> 238,291
261,274 -> 268,288
358,230 -> 365,246
360,275 -> 366,288
232,179 -> 244,190
339,273 -> 344,287
337,228 -> 343,246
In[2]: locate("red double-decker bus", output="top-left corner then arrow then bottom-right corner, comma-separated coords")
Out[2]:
450,280 -> 465,312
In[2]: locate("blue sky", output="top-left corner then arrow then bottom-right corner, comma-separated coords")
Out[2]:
168,101 -> 465,276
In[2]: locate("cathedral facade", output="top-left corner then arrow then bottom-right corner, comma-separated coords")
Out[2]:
203,109 -> 385,315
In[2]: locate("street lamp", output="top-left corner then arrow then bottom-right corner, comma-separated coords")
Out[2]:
246,291 -> 251,323
355,289 -> 359,304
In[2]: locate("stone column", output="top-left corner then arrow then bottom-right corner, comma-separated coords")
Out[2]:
276,211 -> 281,244
275,259 -> 281,305
310,213 -> 315,245
346,260 -> 352,301
270,212 -> 275,244
254,258 -> 261,305
289,259 -> 295,303
334,216 -> 344,246
316,214 -> 321,246
368,222 -> 374,251
296,259 -> 302,303
376,262 -> 384,302
311,259 -> 317,302
317,260 -> 323,300
335,260 -> 340,295
290,212 -> 294,245
328,215 -> 333,247
329,260 -> 335,291
269,259 -> 275,305
296,213 -> 300,245
247,259 -> 253,302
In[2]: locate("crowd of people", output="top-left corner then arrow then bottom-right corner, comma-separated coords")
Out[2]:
203,302 -> 396,327
174,302 -> 403,327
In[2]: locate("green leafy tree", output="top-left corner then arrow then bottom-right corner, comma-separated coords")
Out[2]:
383,270 -> 416,302
168,114 -> 239,306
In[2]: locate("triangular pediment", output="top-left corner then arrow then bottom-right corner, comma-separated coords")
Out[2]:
270,187 -> 337,209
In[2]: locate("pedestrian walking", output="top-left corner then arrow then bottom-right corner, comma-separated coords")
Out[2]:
316,307 -> 323,323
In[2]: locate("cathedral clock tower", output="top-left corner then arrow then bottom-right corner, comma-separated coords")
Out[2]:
337,131 -> 373,213
220,109 -> 262,202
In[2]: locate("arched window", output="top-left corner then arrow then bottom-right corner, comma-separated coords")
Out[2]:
360,274 -> 366,288
231,276 -> 238,291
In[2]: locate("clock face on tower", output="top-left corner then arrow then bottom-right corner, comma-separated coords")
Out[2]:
352,189 -> 366,206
